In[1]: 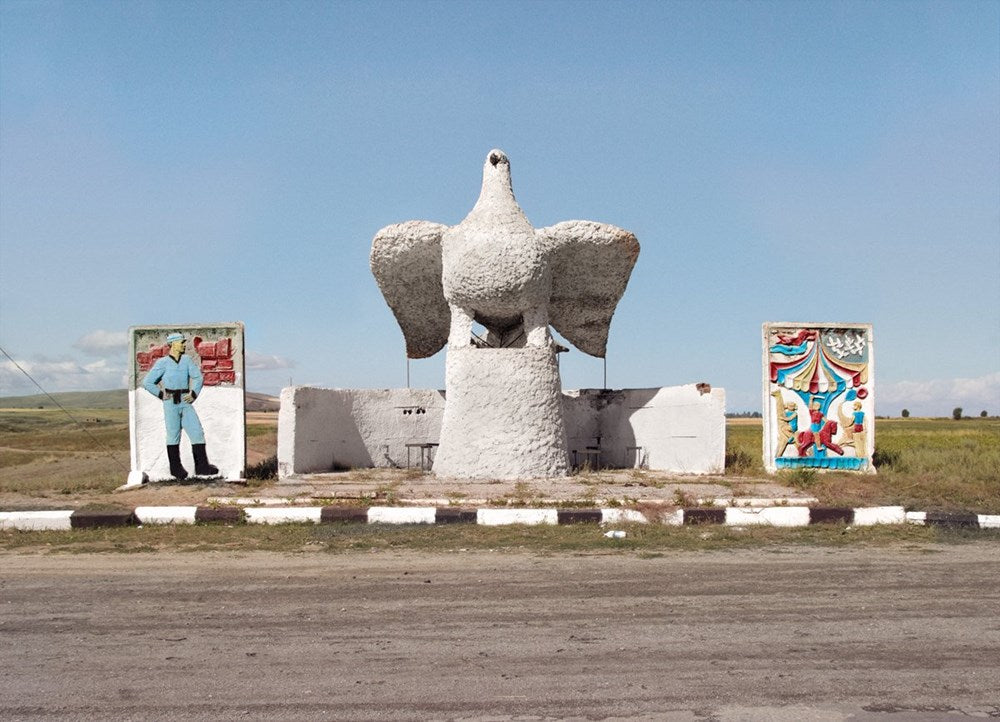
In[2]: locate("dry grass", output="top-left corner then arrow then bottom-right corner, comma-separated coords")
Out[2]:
0,409 -> 131,495
0,408 -> 276,497
727,417 -> 1000,512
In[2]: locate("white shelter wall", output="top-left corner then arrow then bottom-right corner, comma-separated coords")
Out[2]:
278,387 -> 444,477
624,386 -> 726,474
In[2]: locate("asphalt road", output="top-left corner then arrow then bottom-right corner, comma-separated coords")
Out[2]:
2,545 -> 999,720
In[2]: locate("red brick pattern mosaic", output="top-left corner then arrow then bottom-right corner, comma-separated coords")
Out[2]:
136,336 -> 237,386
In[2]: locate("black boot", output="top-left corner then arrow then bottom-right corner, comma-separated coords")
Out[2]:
192,443 -> 219,476
166,444 -> 188,480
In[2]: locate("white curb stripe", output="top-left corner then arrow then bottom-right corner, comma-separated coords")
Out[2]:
726,506 -> 811,527
600,509 -> 650,525
134,506 -> 197,525
244,507 -> 322,524
0,510 -> 74,531
978,515 -> 1000,529
905,511 -> 927,525
368,507 -> 436,524
477,509 -> 558,526
660,509 -> 684,526
854,506 -> 907,526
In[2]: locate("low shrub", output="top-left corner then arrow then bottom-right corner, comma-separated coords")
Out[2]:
245,455 -> 277,481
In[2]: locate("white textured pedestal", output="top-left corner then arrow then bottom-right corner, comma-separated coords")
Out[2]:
433,346 -> 570,479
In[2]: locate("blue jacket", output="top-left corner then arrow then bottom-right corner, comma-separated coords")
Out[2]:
143,354 -> 204,398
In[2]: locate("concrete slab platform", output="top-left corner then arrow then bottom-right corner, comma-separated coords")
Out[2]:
260,468 -> 815,508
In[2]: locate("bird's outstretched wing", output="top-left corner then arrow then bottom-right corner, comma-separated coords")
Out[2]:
370,220 -> 450,358
538,220 -> 640,358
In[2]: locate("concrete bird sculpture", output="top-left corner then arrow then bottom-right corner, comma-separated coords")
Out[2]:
371,149 -> 639,359
370,149 -> 639,479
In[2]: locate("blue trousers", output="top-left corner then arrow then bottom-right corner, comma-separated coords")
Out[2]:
163,399 -> 205,445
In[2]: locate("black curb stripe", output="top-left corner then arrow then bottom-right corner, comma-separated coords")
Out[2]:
683,508 -> 726,525
320,507 -> 369,523
195,506 -> 244,524
557,509 -> 603,524
70,509 -> 138,529
809,508 -> 854,525
924,512 -> 981,528
435,508 -> 478,524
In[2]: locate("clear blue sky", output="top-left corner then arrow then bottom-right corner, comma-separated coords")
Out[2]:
1,0 -> 997,416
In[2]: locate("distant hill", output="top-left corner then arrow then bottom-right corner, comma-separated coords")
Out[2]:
246,393 -> 280,412
0,389 -> 129,409
0,389 -> 280,412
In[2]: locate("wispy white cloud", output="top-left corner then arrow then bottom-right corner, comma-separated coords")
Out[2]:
73,329 -> 128,357
246,351 -> 295,371
0,356 -> 127,396
879,372 -> 1000,417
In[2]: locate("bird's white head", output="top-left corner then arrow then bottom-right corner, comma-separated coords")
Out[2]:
486,149 -> 509,168
478,148 -> 514,203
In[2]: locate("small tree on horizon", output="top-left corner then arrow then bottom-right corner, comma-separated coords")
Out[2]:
981,410 -> 988,418
953,407 -> 963,420
901,409 -> 910,418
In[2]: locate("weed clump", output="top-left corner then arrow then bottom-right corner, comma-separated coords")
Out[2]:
725,448 -> 754,474
780,467 -> 818,489
872,447 -> 900,470
245,455 -> 277,481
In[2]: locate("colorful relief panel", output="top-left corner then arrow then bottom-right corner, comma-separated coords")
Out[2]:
762,323 -> 874,473
128,323 -> 245,483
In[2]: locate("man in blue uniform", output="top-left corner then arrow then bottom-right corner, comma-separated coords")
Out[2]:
143,332 -> 218,479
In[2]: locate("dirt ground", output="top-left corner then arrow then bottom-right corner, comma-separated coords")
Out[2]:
2,545 -> 998,720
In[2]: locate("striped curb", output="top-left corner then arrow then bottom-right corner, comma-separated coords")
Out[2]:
1,506 -> 998,531
906,511 -> 1000,528
207,496 -> 822,509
